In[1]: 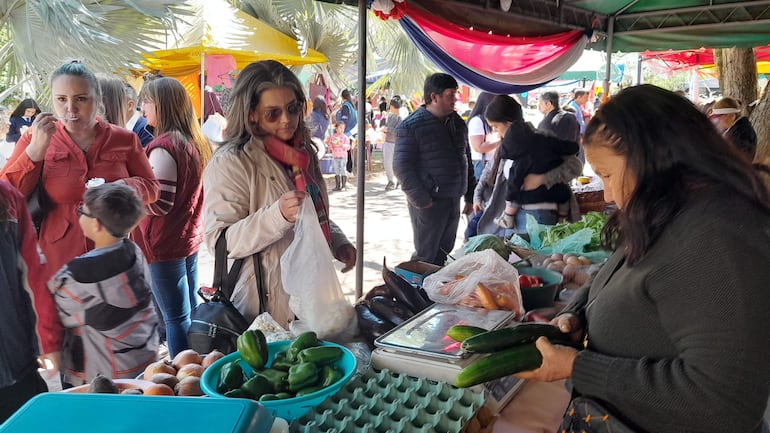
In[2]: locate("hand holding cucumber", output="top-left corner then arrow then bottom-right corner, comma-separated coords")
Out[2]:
552,313 -> 585,344
514,337 -> 578,382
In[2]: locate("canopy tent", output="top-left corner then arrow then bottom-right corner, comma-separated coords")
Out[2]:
141,0 -> 326,118
642,46 -> 770,74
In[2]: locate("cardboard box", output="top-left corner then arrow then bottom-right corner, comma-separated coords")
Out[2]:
395,260 -> 441,287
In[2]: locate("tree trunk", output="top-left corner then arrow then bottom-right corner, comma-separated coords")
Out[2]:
716,47 -> 758,109
751,81 -> 770,163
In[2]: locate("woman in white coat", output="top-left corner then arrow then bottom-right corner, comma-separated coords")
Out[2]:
202,61 -> 356,327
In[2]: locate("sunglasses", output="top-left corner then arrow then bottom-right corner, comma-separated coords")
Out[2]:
262,101 -> 302,123
76,204 -> 94,218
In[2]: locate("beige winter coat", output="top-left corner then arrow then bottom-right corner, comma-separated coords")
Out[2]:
202,136 -> 350,327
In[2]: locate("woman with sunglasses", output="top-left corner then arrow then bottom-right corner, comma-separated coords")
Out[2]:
202,60 -> 356,328
0,61 -> 159,288
134,77 -> 212,358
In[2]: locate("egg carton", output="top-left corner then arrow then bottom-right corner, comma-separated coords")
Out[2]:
289,368 -> 495,433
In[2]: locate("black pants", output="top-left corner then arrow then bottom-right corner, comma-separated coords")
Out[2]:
408,197 -> 461,266
0,367 -> 47,424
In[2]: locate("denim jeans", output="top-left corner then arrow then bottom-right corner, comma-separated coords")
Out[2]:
149,252 -> 200,357
502,208 -> 559,238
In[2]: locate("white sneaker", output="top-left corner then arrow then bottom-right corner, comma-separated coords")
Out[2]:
494,213 -> 516,229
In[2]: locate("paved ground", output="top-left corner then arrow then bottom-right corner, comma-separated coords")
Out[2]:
196,151 -> 465,302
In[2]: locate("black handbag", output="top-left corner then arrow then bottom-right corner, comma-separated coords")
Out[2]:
559,396 -> 643,433
346,149 -> 353,172
27,178 -> 51,236
188,229 -> 266,354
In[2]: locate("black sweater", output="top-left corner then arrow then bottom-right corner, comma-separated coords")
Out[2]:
564,188 -> 770,433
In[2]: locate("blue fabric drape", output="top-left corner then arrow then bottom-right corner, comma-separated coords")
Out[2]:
400,17 -> 551,94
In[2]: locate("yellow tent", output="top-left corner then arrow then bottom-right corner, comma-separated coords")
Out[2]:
140,0 -> 327,118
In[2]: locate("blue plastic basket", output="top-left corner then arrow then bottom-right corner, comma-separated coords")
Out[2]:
200,340 -> 356,421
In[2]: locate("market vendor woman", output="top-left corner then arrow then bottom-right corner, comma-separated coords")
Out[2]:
517,85 -> 770,433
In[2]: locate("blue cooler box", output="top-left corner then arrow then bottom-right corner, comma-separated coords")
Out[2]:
0,393 -> 275,433
319,155 -> 334,174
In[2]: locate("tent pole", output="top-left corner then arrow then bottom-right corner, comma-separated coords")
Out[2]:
355,0 -> 366,300
201,53 -> 206,126
603,16 -> 614,100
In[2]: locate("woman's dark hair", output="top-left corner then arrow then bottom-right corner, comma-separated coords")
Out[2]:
484,95 -> 523,124
223,60 -> 310,151
584,84 -> 770,264
312,96 -> 329,120
10,99 -> 41,118
466,92 -> 496,132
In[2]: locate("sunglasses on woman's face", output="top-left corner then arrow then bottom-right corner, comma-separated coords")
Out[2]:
262,101 -> 302,123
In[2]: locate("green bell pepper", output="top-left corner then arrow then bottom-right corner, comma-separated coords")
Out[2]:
320,365 -> 344,387
224,388 -> 249,398
271,355 -> 295,372
288,362 -> 320,392
298,346 -> 343,366
287,331 -> 318,362
240,375 -> 272,400
217,361 -> 245,393
253,368 -> 289,393
295,385 -> 325,396
237,330 -> 268,370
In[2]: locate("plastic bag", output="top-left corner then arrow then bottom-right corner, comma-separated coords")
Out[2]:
422,250 -> 525,317
510,214 -> 609,262
280,199 -> 357,340
201,112 -> 227,143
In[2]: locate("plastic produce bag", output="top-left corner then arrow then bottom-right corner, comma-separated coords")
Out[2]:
201,112 -> 227,143
422,250 -> 524,317
280,199 -> 357,341
510,214 -> 609,262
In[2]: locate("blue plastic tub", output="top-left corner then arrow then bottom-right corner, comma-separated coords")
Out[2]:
200,340 -> 356,421
0,393 -> 274,433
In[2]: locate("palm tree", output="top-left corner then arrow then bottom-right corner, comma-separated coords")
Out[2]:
235,0 -> 435,97
0,0 -> 189,105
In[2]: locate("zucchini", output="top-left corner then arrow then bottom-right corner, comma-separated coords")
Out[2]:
446,325 -> 488,342
454,343 -> 542,388
461,323 -> 567,353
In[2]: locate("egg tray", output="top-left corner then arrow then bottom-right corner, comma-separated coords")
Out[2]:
289,368 -> 496,433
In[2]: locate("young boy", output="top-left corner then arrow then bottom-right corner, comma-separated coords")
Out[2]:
326,121 -> 351,191
49,183 -> 159,387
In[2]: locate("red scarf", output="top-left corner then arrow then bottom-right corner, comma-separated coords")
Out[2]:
263,134 -> 331,243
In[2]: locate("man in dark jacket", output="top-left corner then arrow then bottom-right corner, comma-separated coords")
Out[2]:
394,73 -> 475,265
537,91 -> 580,143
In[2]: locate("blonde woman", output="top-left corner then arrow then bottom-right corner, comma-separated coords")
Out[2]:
136,77 -> 212,357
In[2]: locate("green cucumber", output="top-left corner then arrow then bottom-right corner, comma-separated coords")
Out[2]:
461,323 -> 566,353
446,325 -> 488,342
454,343 -> 542,388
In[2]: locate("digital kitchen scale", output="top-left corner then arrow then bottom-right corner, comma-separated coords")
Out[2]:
371,303 -> 525,414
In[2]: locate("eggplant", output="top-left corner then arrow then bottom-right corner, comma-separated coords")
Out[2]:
368,296 -> 415,325
364,284 -> 394,301
382,257 -> 431,312
355,302 -> 395,346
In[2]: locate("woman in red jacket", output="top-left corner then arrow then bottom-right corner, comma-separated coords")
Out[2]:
135,77 -> 211,357
0,61 -> 159,284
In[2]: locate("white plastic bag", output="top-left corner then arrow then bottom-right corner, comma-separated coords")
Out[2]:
280,199 -> 356,340
422,250 -> 525,317
201,112 -> 227,143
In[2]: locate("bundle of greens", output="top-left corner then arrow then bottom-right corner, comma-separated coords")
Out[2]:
539,212 -> 607,251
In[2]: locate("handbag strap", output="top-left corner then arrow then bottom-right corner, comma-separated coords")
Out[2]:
213,228 -> 267,313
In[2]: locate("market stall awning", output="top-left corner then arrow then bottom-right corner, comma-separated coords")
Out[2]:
642,46 -> 770,73
401,0 -> 770,53
141,0 -> 327,76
